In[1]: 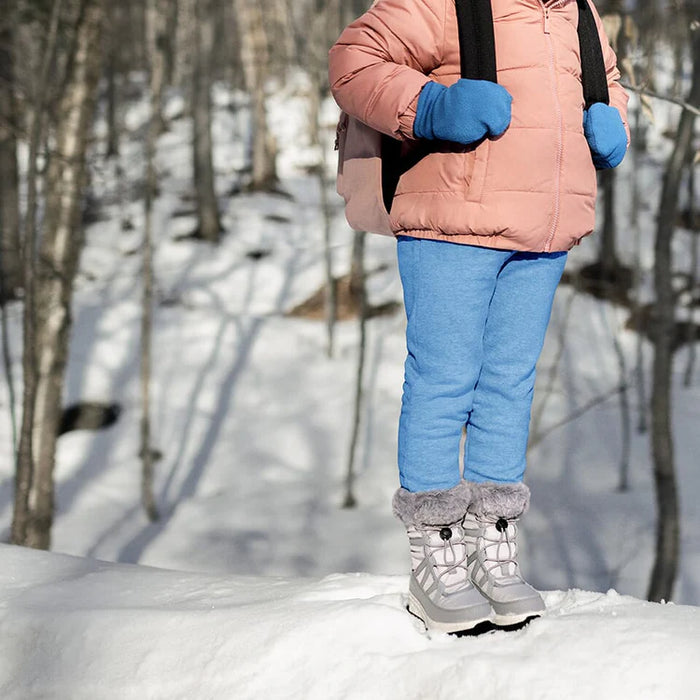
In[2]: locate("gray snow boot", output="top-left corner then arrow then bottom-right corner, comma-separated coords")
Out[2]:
393,482 -> 493,634
463,481 -> 546,626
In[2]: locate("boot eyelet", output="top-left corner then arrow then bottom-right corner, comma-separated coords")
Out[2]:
495,518 -> 509,532
439,527 -> 453,541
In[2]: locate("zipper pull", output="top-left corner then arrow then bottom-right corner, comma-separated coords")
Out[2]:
543,8 -> 550,34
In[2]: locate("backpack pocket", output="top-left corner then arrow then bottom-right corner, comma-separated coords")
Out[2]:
335,113 -> 394,236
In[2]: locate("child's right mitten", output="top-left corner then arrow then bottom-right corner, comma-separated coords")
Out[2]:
413,79 -> 512,144
583,103 -> 628,169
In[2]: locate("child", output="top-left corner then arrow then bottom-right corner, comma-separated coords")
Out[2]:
329,0 -> 629,633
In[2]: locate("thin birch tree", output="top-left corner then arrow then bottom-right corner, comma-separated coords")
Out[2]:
13,0 -> 106,549
235,0 -> 277,190
139,0 -> 172,523
342,230 -> 367,509
12,0 -> 65,548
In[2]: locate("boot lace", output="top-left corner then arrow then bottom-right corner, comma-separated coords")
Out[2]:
478,517 -> 521,580
425,524 -> 469,593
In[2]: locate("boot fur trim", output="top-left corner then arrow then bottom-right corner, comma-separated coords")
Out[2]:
392,481 -> 472,527
467,481 -> 530,520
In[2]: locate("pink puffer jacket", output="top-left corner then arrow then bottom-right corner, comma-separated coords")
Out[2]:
328,0 -> 629,252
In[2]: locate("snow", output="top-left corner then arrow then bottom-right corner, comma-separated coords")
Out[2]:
0,544 -> 698,700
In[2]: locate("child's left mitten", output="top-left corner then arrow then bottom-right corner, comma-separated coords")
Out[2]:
583,103 -> 628,169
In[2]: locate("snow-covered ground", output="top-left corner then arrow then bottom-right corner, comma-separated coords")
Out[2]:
1,544 -> 699,700
0,66 -> 699,696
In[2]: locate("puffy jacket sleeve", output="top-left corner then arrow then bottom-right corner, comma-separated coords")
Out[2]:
328,0 -> 446,140
588,0 -> 630,143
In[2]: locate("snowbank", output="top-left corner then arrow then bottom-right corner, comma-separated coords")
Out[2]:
0,544 -> 698,699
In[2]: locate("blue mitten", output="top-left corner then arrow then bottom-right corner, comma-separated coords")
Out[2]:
413,79 -> 512,144
583,103 -> 627,169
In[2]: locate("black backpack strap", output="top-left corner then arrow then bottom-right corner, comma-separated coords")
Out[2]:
455,0 -> 497,82
577,0 -> 610,107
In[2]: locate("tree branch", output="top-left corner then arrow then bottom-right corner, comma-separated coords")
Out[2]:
621,81 -> 700,117
528,385 -> 626,449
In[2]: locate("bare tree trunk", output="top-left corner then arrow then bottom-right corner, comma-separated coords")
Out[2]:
683,159 -> 697,386
343,230 -> 367,509
672,1 -> 688,98
601,306 -> 631,491
639,0 -> 661,87
104,4 -> 122,159
21,0 -> 106,550
1,305 -> 17,459
236,0 -> 277,190
307,76 -> 337,357
105,49 -> 119,158
0,5 -> 22,300
192,0 -> 221,241
139,0 -> 171,523
264,0 -> 295,76
320,174 -> 336,359
174,0 -> 191,88
598,169 -> 620,277
630,103 -> 649,434
647,11 -> 700,602
12,0 -> 65,547
163,0 -> 178,88
0,2 -> 20,464
146,0 -> 171,135
303,1 -> 342,357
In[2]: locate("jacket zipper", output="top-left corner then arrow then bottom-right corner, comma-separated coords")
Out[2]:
540,0 -> 565,252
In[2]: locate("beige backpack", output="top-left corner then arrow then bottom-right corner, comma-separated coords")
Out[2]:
334,113 -> 396,236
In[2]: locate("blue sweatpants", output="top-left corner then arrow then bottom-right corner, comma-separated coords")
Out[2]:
397,236 -> 567,493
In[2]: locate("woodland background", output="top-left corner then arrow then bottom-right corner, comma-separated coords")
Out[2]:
0,0 -> 699,609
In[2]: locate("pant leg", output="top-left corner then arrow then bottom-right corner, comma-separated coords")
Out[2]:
463,251 -> 567,484
397,237 -> 510,493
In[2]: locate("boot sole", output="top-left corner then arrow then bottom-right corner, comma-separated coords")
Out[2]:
472,583 -> 546,627
492,611 -> 542,627
407,592 -> 493,634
